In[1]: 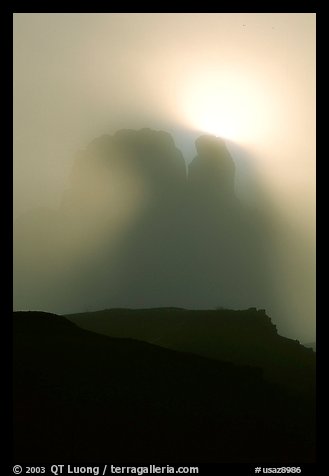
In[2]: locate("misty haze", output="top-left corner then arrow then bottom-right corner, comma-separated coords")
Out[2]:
13,12 -> 316,465
13,13 -> 315,342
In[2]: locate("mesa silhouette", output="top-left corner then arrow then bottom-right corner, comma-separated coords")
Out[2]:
14,129 -> 274,320
14,311 -> 315,463
67,307 -> 315,395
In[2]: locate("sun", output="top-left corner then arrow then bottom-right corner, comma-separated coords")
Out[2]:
183,71 -> 273,144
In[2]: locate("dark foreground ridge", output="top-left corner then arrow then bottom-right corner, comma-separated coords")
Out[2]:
14,310 -> 315,463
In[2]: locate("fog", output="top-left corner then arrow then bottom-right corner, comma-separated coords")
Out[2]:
13,13 -> 315,342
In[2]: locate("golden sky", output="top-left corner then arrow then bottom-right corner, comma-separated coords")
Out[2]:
13,13 -> 316,340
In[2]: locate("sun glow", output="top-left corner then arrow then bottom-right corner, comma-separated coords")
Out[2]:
183,71 -> 275,144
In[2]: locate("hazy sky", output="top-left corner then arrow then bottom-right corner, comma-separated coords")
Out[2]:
13,13 -> 316,340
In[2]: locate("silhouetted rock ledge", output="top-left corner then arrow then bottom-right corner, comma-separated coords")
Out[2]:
66,307 -> 315,395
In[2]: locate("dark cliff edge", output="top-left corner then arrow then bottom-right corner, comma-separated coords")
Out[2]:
14,310 -> 315,463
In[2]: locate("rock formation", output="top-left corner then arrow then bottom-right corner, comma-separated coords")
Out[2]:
14,128 -> 273,314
